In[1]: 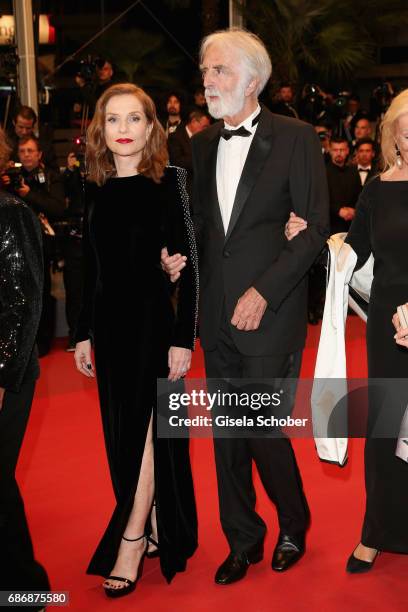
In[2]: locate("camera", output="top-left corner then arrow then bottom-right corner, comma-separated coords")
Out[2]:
77,56 -> 106,83
5,163 -> 23,191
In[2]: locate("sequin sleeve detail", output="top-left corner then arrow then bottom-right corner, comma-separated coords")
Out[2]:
0,196 -> 43,391
164,166 -> 199,350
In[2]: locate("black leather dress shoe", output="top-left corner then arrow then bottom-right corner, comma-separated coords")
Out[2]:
271,534 -> 305,572
215,544 -> 263,585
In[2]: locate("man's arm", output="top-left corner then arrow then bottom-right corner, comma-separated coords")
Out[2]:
252,124 -> 330,312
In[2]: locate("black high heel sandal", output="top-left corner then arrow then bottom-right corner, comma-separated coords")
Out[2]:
103,534 -> 147,598
146,501 -> 159,558
146,535 -> 160,559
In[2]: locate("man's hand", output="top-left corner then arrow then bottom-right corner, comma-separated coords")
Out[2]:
1,174 -> 10,188
285,211 -> 307,240
161,247 -> 187,283
17,179 -> 30,198
338,206 -> 355,221
392,310 -> 408,349
0,387 -> 5,411
231,287 -> 267,331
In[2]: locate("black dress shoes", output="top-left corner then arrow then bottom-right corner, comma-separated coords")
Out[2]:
271,534 -> 305,572
215,544 -> 263,585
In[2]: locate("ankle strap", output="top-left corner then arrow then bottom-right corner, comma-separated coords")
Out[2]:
122,534 -> 146,542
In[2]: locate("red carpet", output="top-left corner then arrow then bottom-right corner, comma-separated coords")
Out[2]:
18,317 -> 408,611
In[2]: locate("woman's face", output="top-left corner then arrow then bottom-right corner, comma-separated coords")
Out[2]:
104,94 -> 151,163
395,112 -> 408,160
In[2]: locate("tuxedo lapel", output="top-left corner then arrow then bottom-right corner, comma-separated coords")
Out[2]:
201,123 -> 224,236
225,109 -> 274,243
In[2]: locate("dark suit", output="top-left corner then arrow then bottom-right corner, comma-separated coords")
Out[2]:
168,123 -> 193,199
326,161 -> 361,233
191,107 -> 329,554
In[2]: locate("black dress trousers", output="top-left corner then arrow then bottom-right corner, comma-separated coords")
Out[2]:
204,307 -> 310,555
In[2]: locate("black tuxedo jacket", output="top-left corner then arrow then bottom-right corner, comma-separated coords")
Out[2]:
191,107 -> 330,356
168,124 -> 193,198
168,124 -> 192,172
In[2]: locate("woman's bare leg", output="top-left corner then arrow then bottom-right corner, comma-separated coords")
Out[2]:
104,416 -> 154,590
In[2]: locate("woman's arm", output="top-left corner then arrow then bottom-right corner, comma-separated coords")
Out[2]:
163,168 -> 199,379
74,184 -> 98,343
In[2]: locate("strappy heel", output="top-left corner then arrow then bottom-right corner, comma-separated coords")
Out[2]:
146,501 -> 159,558
146,534 -> 160,559
103,534 -> 147,598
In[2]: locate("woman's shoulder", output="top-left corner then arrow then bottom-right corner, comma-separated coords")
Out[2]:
358,175 -> 381,205
162,164 -> 187,186
0,190 -> 34,219
0,191 -> 41,237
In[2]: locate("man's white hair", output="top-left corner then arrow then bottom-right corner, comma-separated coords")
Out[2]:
200,28 -> 272,97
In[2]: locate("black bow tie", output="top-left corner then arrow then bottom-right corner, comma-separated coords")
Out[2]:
358,167 -> 370,172
220,112 -> 260,140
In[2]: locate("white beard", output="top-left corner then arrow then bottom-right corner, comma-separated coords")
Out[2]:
205,79 -> 248,120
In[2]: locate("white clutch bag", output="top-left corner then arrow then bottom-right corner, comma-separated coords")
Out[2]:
397,303 -> 408,329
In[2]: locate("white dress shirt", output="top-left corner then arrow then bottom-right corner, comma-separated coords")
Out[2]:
216,104 -> 261,233
358,165 -> 371,186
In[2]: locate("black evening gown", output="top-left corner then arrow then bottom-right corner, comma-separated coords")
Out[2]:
75,166 -> 199,581
346,176 -> 408,553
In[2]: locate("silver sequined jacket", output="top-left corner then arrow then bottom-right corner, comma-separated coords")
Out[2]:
0,192 -> 43,391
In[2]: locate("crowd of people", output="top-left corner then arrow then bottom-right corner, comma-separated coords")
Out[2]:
1,26 -> 408,608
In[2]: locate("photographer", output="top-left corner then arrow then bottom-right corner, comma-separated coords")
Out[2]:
6,105 -> 59,172
3,136 -> 65,356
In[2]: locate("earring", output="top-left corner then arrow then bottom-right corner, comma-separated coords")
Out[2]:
395,143 -> 403,169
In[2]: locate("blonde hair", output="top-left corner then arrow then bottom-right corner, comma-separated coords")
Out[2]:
381,89 -> 408,171
86,83 -> 168,185
200,29 -> 272,97
0,127 -> 11,172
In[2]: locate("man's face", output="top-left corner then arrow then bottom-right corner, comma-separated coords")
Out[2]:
201,44 -> 248,121
356,144 -> 375,167
354,119 -> 371,140
14,115 -> 35,138
315,126 -> 331,152
280,87 -> 293,103
167,96 -> 181,117
348,99 -> 359,115
97,61 -> 113,83
329,141 -> 349,166
189,115 -> 210,135
18,139 -> 42,171
194,91 -> 206,107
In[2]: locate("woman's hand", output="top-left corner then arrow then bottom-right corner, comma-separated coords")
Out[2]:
74,339 -> 95,377
392,310 -> 408,349
285,212 -> 307,240
168,346 -> 192,381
